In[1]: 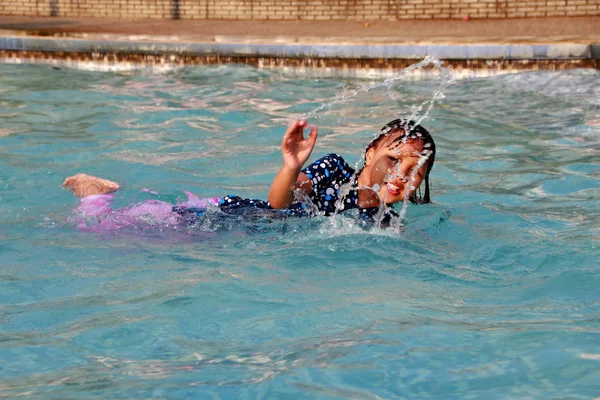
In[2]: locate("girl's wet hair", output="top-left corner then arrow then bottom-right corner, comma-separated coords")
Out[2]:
365,119 -> 436,204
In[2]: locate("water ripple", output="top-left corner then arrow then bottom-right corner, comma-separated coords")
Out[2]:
0,64 -> 599,399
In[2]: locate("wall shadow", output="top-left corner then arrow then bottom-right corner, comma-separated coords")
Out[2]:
172,0 -> 180,20
50,0 -> 59,17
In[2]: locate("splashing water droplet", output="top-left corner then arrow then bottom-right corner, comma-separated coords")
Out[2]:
296,57 -> 455,227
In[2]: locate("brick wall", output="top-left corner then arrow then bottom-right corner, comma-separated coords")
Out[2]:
1,0 -> 598,20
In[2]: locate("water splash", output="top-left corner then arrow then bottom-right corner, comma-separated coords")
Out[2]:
300,56 -> 455,122
298,56 -> 455,228
397,149 -> 433,222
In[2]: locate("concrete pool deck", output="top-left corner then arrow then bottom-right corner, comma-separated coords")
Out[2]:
0,16 -> 599,71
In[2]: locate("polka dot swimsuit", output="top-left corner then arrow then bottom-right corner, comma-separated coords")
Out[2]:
301,153 -> 358,216
176,154 -> 394,223
218,154 -> 359,217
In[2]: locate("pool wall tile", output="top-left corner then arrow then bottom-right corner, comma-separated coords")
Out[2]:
1,48 -> 598,78
0,36 -> 598,63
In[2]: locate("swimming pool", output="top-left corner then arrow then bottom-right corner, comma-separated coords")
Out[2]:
1,63 -> 599,399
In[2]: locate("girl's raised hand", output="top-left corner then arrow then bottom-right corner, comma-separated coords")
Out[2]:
281,120 -> 318,171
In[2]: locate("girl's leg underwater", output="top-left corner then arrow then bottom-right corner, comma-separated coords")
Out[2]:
62,174 -> 219,231
62,173 -> 178,231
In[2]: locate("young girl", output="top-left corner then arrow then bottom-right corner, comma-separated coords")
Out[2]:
63,119 -> 435,230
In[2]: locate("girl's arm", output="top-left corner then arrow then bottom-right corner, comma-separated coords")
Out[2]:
268,120 -> 318,209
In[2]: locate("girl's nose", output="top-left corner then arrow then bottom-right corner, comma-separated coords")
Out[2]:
390,168 -> 409,183
396,176 -> 409,187
388,173 -> 408,188
393,164 -> 413,183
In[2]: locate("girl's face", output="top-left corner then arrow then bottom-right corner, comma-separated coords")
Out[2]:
361,137 -> 429,205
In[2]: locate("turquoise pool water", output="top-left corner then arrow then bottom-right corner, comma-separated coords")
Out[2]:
1,64 -> 599,399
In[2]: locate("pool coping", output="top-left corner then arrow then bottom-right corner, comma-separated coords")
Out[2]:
1,34 -> 598,61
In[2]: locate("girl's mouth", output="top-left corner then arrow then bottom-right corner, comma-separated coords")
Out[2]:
386,183 -> 401,196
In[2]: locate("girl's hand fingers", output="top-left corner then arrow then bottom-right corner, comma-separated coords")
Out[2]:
307,126 -> 318,149
286,120 -> 299,135
282,120 -> 314,151
292,120 -> 307,141
282,120 -> 302,144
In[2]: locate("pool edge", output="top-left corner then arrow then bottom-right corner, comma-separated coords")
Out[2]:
0,35 -> 598,75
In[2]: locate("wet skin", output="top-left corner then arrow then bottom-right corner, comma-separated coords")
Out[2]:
357,138 -> 429,207
269,120 -> 431,211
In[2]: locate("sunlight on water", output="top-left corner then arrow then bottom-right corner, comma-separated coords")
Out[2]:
0,63 -> 599,399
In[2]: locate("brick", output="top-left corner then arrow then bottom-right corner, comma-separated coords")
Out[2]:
526,11 -> 546,16
0,0 -> 594,21
566,10 -> 587,15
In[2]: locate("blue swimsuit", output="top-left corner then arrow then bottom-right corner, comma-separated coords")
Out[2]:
174,154 -> 395,223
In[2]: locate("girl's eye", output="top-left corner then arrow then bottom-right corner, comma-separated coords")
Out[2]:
388,156 -> 398,164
